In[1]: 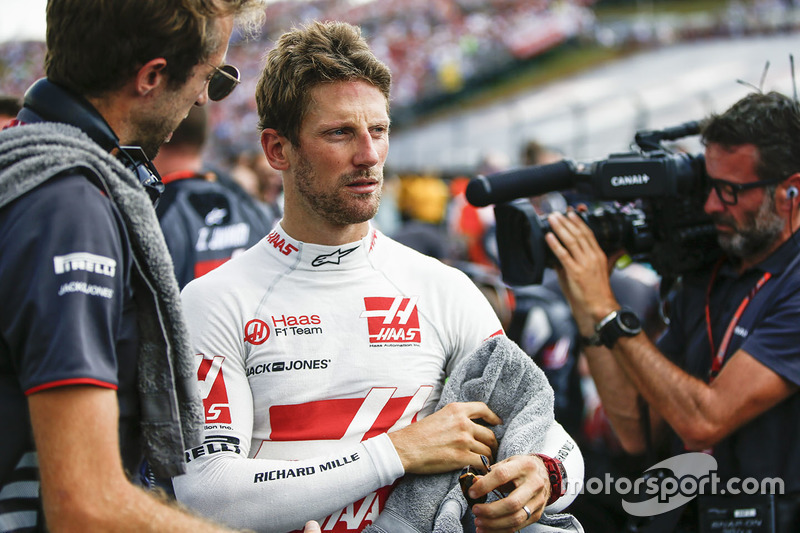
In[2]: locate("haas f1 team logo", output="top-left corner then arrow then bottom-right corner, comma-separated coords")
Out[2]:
360,296 -> 421,344
197,354 -> 232,424
244,319 -> 270,345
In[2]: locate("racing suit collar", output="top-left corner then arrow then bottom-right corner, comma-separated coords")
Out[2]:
264,222 -> 378,271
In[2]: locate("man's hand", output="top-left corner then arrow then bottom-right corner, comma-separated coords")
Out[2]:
303,520 -> 321,532
545,210 -> 620,334
388,401 -> 501,474
467,455 -> 551,533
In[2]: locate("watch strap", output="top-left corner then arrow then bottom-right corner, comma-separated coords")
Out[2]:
580,310 -> 619,347
580,332 -> 602,347
535,454 -> 567,505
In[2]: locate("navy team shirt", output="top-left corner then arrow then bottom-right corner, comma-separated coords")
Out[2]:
658,237 -> 800,494
0,170 -> 140,530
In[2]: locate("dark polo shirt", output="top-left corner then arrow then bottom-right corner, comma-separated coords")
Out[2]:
658,236 -> 800,493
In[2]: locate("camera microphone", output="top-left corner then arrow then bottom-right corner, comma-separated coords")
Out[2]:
466,159 -> 580,207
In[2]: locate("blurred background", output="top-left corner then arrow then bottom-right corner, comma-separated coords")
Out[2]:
2,0 -> 799,176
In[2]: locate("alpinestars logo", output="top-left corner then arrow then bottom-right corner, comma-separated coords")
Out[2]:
312,246 -> 358,267
197,354 -> 232,424
361,296 -> 421,345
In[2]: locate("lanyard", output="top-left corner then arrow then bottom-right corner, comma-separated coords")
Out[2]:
704,259 -> 771,383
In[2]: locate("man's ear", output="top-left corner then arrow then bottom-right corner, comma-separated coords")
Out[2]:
135,58 -> 168,97
782,173 -> 800,200
261,129 -> 290,171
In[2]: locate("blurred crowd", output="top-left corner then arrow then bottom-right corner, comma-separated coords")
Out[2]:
203,0 -> 599,164
3,0 -> 799,168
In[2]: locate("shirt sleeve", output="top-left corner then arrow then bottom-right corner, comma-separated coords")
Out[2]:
539,421 -> 583,513
173,280 -> 405,532
740,281 -> 800,386
0,174 -> 128,394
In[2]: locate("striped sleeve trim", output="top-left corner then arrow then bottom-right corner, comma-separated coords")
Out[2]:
25,377 -> 118,396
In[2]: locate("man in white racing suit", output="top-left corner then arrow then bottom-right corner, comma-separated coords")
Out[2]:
173,20 -> 582,533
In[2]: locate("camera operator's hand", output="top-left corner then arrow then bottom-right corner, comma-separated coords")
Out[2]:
545,210 -> 621,334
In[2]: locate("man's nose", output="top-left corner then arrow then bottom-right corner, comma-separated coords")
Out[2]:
354,132 -> 381,167
704,186 -> 724,215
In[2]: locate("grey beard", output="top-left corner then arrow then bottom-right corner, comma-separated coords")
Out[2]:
716,200 -> 785,260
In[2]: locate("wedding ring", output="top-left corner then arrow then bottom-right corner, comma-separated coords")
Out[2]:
523,505 -> 532,521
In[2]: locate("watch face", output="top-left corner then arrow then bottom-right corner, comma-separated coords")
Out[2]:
618,310 -> 641,334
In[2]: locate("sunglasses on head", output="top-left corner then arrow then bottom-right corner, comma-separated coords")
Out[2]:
207,63 -> 240,101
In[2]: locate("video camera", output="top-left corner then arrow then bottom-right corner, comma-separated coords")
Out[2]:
465,121 -> 721,287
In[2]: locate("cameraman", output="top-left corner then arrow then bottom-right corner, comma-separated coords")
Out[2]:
546,91 -> 800,532
0,2 -> 328,533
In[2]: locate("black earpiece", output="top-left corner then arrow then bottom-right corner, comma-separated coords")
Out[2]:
118,145 -> 165,205
787,186 -> 798,200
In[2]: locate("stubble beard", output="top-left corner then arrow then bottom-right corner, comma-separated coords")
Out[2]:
294,153 -> 382,227
714,194 -> 785,260
130,89 -> 189,159
130,116 -> 177,159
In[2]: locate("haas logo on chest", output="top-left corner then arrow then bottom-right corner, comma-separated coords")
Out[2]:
360,296 -> 421,344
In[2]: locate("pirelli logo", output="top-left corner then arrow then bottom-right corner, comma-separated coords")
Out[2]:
53,252 -> 116,277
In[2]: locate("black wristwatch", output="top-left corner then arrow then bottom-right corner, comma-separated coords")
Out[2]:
582,308 -> 642,348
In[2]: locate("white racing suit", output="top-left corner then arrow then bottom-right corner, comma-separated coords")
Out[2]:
173,224 -> 578,532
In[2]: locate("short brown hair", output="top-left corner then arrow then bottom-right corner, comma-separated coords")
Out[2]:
255,20 -> 391,146
702,91 -> 800,183
45,0 -> 266,97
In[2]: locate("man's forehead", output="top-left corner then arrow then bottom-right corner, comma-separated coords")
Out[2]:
305,81 -> 388,120
706,143 -> 761,180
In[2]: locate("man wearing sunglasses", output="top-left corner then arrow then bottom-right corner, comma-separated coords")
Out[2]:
546,91 -> 800,532
0,1 -> 323,533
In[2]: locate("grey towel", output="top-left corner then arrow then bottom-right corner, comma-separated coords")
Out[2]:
0,122 -> 203,477
364,335 -> 582,533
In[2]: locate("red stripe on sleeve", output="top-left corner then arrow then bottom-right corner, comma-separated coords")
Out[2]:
25,378 -> 118,396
